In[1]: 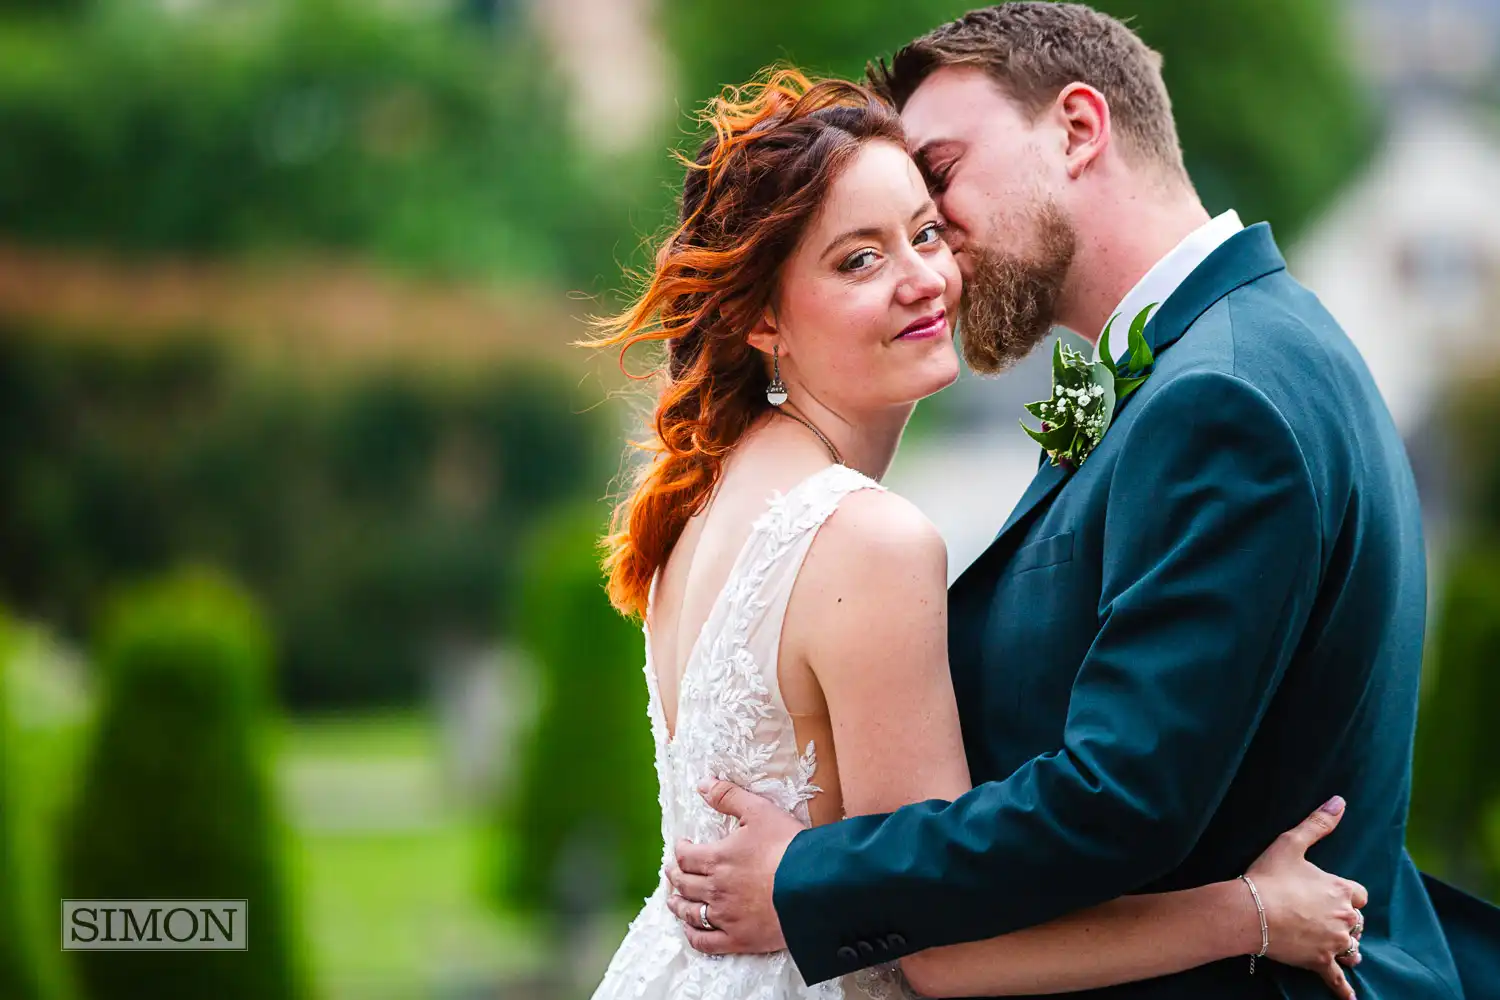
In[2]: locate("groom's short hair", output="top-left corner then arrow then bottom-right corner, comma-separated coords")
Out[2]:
870,2 -> 1187,179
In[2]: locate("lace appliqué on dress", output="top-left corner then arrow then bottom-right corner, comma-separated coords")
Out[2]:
852,963 -> 916,1000
673,469 -> 867,834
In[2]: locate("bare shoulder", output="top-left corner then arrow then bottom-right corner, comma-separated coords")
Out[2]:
797,487 -> 947,601
783,486 -> 954,724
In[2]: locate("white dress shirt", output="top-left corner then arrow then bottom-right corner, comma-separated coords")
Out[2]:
1095,209 -> 1244,365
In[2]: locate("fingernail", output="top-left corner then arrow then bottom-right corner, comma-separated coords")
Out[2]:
1321,795 -> 1345,814
697,779 -> 713,795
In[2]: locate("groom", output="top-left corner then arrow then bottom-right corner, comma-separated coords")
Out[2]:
665,4 -> 1500,998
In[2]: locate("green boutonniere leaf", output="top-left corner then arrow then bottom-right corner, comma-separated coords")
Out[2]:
1115,373 -> 1150,406
1097,313 -> 1120,378
1127,303 -> 1156,376
1019,304 -> 1158,468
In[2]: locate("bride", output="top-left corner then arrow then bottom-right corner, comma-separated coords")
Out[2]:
583,70 -> 1367,1000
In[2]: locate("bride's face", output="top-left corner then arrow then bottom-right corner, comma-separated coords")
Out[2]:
760,139 -> 962,414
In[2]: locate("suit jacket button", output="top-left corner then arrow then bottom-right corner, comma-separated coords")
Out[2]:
857,940 -> 875,956
837,946 -> 858,963
888,933 -> 907,949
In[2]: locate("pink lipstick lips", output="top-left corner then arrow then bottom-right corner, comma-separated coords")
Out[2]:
896,310 -> 947,341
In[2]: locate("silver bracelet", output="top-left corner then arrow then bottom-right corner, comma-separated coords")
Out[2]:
1239,874 -> 1270,974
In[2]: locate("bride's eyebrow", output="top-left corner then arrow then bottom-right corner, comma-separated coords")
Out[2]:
820,203 -> 936,261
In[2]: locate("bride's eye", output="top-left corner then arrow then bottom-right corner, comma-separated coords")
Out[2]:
839,248 -> 879,272
913,221 -> 946,247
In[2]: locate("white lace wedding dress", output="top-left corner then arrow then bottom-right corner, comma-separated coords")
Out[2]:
591,463 -> 916,1000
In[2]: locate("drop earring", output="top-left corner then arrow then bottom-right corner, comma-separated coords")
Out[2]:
766,345 -> 788,406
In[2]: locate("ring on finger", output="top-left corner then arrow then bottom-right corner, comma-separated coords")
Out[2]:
699,901 -> 715,932
1341,938 -> 1359,958
1352,910 -> 1364,939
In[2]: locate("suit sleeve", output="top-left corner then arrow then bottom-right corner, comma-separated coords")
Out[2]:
774,370 -> 1324,984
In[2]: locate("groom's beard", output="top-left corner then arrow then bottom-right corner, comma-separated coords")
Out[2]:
957,202 -> 1077,375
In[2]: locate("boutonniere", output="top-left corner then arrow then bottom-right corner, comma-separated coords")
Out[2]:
1021,304 -> 1157,469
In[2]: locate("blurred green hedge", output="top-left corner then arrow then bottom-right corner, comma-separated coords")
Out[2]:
61,568 -> 307,1000
1411,375 -> 1500,900
1411,544 -> 1500,898
0,328 -> 615,709
0,612 -> 48,1000
494,504 -> 660,921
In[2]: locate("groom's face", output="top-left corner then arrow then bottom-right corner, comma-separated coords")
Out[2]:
902,66 -> 1076,374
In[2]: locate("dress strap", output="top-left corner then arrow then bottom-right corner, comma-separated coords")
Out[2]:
752,465 -> 885,545
728,465 -> 884,683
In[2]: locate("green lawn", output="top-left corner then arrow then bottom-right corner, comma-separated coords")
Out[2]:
286,818 -> 542,995
277,711 -> 546,998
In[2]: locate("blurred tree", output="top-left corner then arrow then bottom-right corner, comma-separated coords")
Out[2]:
493,504 -> 659,922
0,612 -> 48,1000
663,0 -> 972,105
60,568 -> 308,1000
0,0 -> 634,289
661,0 -> 1374,242
453,0 -> 525,31
0,0 -> 88,13
1087,0 -> 1374,244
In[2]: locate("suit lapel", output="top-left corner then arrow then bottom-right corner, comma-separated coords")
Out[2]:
951,458 -> 1073,592
995,458 -> 1071,541
1146,221 -> 1286,357
1111,223 -> 1288,425
950,223 -> 1290,594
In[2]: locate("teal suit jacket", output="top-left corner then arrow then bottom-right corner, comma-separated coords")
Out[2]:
775,224 -> 1499,997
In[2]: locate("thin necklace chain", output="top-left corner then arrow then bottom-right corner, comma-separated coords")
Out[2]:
774,405 -> 844,466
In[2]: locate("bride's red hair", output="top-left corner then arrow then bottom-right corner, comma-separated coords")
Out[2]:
583,68 -> 904,618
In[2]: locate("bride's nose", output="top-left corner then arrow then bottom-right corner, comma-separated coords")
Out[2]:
897,257 -> 948,305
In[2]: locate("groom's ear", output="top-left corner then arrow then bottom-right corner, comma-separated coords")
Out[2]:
1056,82 -> 1111,179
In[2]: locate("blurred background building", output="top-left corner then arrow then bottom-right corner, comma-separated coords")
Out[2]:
0,1 -> 1497,999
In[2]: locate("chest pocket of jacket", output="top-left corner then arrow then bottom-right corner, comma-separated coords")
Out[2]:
1009,530 -> 1075,574
993,529 -> 1077,643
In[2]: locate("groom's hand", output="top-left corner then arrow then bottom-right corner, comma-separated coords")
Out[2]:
665,778 -> 801,955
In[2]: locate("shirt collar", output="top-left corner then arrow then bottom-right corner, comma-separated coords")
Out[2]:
1096,209 -> 1243,364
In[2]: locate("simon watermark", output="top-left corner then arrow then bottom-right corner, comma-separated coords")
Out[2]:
62,900 -> 248,950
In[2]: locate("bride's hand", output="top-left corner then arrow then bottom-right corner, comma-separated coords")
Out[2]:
1244,796 -> 1368,999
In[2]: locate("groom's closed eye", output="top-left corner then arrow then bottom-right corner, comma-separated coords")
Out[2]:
921,163 -> 951,195
914,143 -> 959,195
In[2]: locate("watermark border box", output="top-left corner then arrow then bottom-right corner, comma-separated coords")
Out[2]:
61,899 -> 250,951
